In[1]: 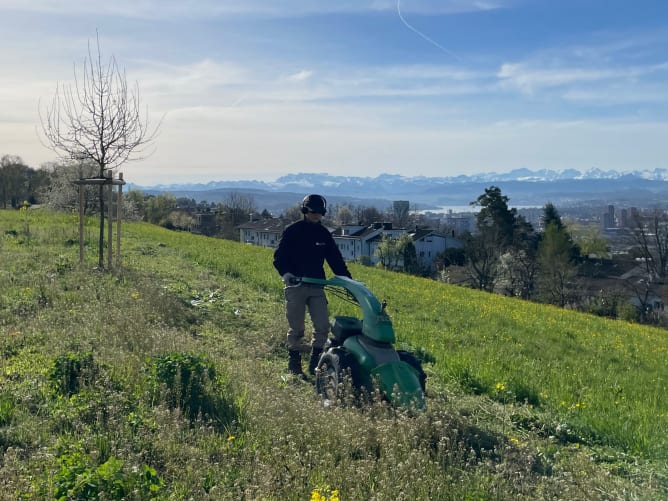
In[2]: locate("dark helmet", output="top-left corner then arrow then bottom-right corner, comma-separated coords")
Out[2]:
301,194 -> 327,215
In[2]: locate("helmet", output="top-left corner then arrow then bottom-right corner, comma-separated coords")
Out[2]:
301,194 -> 327,215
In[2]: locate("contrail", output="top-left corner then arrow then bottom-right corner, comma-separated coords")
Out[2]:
397,0 -> 460,61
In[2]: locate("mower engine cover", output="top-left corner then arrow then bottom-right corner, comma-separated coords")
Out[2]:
331,316 -> 362,345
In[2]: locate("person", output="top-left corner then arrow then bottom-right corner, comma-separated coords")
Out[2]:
273,194 -> 352,377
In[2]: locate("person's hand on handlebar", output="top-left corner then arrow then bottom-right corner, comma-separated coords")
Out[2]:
282,272 -> 297,286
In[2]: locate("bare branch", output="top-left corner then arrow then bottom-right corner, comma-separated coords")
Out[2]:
39,33 -> 159,177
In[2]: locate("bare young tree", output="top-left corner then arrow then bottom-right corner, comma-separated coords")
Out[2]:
335,205 -> 354,225
463,229 -> 501,291
217,192 -> 257,240
621,276 -> 658,324
39,33 -> 158,269
628,209 -> 668,281
536,222 -> 579,307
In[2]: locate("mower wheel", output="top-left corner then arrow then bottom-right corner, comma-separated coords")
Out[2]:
315,349 -> 357,405
397,350 -> 427,392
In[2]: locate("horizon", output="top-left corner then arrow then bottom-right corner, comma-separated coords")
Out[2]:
2,1 -> 668,186
128,166 -> 668,189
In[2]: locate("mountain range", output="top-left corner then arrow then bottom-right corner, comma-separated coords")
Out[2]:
131,168 -> 668,213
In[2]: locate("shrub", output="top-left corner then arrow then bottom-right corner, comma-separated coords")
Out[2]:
48,352 -> 98,397
149,352 -> 241,428
54,450 -> 163,500
0,392 -> 15,427
618,302 -> 640,322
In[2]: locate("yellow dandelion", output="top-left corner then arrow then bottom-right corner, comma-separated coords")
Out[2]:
310,491 -> 326,501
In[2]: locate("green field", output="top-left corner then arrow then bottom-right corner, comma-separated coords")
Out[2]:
1,209 -> 666,500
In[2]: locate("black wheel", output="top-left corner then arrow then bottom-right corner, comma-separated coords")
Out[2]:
315,349 -> 357,405
397,350 -> 427,392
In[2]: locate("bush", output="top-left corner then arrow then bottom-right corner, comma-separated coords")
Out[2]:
618,302 -> 640,322
149,352 -> 241,428
0,392 -> 15,427
54,450 -> 163,500
48,352 -> 98,397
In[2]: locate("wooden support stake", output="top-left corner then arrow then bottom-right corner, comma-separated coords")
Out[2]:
116,176 -> 123,270
107,182 -> 113,270
79,185 -> 84,265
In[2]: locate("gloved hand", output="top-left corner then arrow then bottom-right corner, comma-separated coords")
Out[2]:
282,272 -> 296,286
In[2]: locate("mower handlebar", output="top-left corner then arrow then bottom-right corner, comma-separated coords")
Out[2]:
290,275 -> 395,344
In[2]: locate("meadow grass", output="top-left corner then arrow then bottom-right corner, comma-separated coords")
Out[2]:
0,209 -> 666,500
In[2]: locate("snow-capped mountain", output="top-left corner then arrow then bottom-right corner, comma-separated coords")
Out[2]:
131,168 -> 668,212
134,168 -> 668,193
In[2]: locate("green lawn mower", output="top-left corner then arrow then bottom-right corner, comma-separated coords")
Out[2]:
296,276 -> 426,410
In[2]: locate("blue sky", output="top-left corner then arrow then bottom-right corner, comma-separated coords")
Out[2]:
1,0 -> 667,185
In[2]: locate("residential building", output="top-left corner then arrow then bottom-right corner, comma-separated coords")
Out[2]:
191,212 -> 217,236
237,218 -> 287,248
441,213 -> 475,236
409,228 -> 464,271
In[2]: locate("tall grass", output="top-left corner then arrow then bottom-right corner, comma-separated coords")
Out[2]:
354,270 -> 668,457
0,209 -> 665,499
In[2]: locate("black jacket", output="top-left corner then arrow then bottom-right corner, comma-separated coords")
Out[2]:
273,219 -> 351,279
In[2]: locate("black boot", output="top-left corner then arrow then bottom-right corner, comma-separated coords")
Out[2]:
308,347 -> 323,375
288,350 -> 305,377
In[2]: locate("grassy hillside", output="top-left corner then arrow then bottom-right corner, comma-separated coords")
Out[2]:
0,209 -> 666,500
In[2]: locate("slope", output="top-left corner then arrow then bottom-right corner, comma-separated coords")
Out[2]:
0,209 -> 665,499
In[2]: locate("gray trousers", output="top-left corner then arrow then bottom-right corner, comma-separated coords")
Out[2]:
284,285 -> 330,350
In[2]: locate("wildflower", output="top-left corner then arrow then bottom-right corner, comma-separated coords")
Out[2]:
311,491 -> 326,501
131,291 -> 141,299
495,382 -> 506,392
227,435 -> 235,442
311,486 -> 339,501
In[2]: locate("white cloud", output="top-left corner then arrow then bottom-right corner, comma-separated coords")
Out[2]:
562,84 -> 668,105
286,70 -> 313,82
495,27 -> 668,99
497,63 -> 622,94
113,58 -> 491,120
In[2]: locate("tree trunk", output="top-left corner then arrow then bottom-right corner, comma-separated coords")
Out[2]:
98,184 -> 105,269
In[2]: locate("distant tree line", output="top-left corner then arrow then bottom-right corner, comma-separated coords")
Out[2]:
0,155 -> 398,235
0,155 -> 50,208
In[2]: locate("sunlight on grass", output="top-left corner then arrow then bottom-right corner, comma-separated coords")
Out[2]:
0,209 -> 665,499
